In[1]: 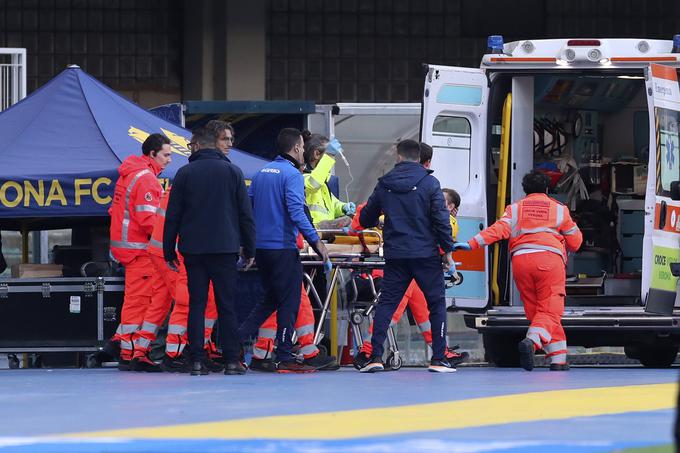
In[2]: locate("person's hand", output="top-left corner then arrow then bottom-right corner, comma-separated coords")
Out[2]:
315,239 -> 330,263
441,252 -> 455,272
323,259 -> 333,275
237,256 -> 255,271
166,259 -> 180,272
453,241 -> 471,251
342,202 -> 356,215
326,137 -> 343,156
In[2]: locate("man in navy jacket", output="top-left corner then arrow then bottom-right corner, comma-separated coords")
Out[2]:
164,127 -> 256,376
238,128 -> 329,373
358,139 -> 456,373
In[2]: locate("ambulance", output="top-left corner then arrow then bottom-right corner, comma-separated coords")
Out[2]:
423,36 -> 680,367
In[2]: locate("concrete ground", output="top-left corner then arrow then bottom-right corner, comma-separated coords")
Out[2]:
0,365 -> 676,452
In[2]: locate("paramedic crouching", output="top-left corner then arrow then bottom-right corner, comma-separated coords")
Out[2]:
357,139 -> 457,373
455,170 -> 582,371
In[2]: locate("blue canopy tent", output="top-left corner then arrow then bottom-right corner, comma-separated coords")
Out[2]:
0,65 -> 268,230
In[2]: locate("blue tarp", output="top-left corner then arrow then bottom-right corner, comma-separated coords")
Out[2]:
0,66 -> 268,219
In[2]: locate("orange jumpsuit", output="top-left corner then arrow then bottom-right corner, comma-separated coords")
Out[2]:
468,193 -> 582,365
251,234 -> 319,360
109,155 -> 163,361
130,187 -> 218,360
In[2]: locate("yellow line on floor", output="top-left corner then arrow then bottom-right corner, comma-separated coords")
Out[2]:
67,383 -> 676,440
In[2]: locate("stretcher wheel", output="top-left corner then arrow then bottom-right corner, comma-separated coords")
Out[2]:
452,272 -> 463,286
350,311 -> 364,325
85,353 -> 101,369
7,354 -> 20,369
386,353 -> 402,371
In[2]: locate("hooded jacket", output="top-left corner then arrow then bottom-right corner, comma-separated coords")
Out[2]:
359,160 -> 454,259
163,149 -> 255,259
109,155 -> 163,265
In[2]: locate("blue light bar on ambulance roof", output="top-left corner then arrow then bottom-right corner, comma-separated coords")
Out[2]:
673,35 -> 680,53
487,35 -> 504,53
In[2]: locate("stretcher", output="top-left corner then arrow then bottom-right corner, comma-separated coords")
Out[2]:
300,229 -> 402,367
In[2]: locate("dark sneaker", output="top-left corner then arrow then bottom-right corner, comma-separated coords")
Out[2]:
359,358 -> 384,373
224,361 -> 247,375
161,355 -> 189,373
190,361 -> 209,376
276,361 -> 317,373
549,363 -> 570,371
518,338 -> 536,371
303,353 -> 340,371
117,359 -> 131,371
445,347 -> 469,366
428,358 -> 457,373
353,351 -> 371,370
250,357 -> 277,372
130,356 -> 162,373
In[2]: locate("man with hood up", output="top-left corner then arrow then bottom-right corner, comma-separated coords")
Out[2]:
357,139 -> 456,373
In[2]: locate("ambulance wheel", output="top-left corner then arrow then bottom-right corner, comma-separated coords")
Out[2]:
7,354 -> 20,369
386,353 -> 402,371
318,338 -> 331,357
350,311 -> 364,325
637,344 -> 678,368
482,332 -> 522,368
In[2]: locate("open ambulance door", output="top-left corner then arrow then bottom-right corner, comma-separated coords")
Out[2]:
422,65 -> 489,310
643,64 -> 680,313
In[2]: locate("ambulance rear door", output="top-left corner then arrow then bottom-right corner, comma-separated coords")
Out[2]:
643,63 -> 680,312
422,65 -> 489,310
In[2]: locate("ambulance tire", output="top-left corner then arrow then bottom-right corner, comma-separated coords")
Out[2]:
8,354 -> 20,369
482,332 -> 522,368
636,344 -> 678,369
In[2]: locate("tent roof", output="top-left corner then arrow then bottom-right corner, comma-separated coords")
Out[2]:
0,65 -> 268,180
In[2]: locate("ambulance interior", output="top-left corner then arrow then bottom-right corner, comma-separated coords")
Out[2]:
490,72 -> 649,306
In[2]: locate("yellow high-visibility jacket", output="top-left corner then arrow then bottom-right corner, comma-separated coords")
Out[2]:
304,154 -> 345,225
450,215 -> 459,242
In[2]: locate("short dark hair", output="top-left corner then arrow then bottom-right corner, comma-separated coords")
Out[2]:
442,188 -> 461,209
396,139 -> 421,161
142,133 -> 170,156
191,126 -> 216,149
302,130 -> 329,165
420,142 -> 433,164
277,128 -> 303,155
522,170 -> 550,195
204,119 -> 234,140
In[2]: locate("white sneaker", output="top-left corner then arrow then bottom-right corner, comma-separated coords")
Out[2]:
359,361 -> 384,373
428,358 -> 457,373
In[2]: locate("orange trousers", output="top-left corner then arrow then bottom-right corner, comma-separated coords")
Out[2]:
252,284 -> 319,360
360,280 -> 432,355
512,252 -> 568,365
113,253 -> 155,361
163,256 -> 218,359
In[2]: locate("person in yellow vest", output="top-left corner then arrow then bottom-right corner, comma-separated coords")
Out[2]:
301,131 -> 355,229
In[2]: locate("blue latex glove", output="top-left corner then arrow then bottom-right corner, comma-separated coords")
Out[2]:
341,226 -> 350,234
324,260 -> 333,275
453,242 -> 471,251
326,137 -> 343,156
342,202 -> 356,215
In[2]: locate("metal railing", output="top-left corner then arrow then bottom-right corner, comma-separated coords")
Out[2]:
0,48 -> 26,111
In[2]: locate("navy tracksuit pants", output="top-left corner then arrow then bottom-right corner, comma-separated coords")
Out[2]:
370,256 -> 447,360
238,249 -> 302,362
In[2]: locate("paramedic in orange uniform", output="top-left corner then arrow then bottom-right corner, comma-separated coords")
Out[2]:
455,170 -> 582,371
109,133 -> 172,369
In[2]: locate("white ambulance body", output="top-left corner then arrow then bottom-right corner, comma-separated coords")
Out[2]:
423,37 -> 680,367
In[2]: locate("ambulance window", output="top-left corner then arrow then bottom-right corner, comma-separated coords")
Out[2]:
657,107 -> 680,195
430,116 -> 472,191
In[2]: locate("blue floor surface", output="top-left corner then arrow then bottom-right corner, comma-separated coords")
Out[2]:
0,366 -> 676,452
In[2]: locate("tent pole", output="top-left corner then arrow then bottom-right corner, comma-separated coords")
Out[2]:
21,224 -> 28,264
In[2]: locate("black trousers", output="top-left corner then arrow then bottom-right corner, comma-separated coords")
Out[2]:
370,256 -> 447,360
239,249 -> 302,362
183,253 -> 240,362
